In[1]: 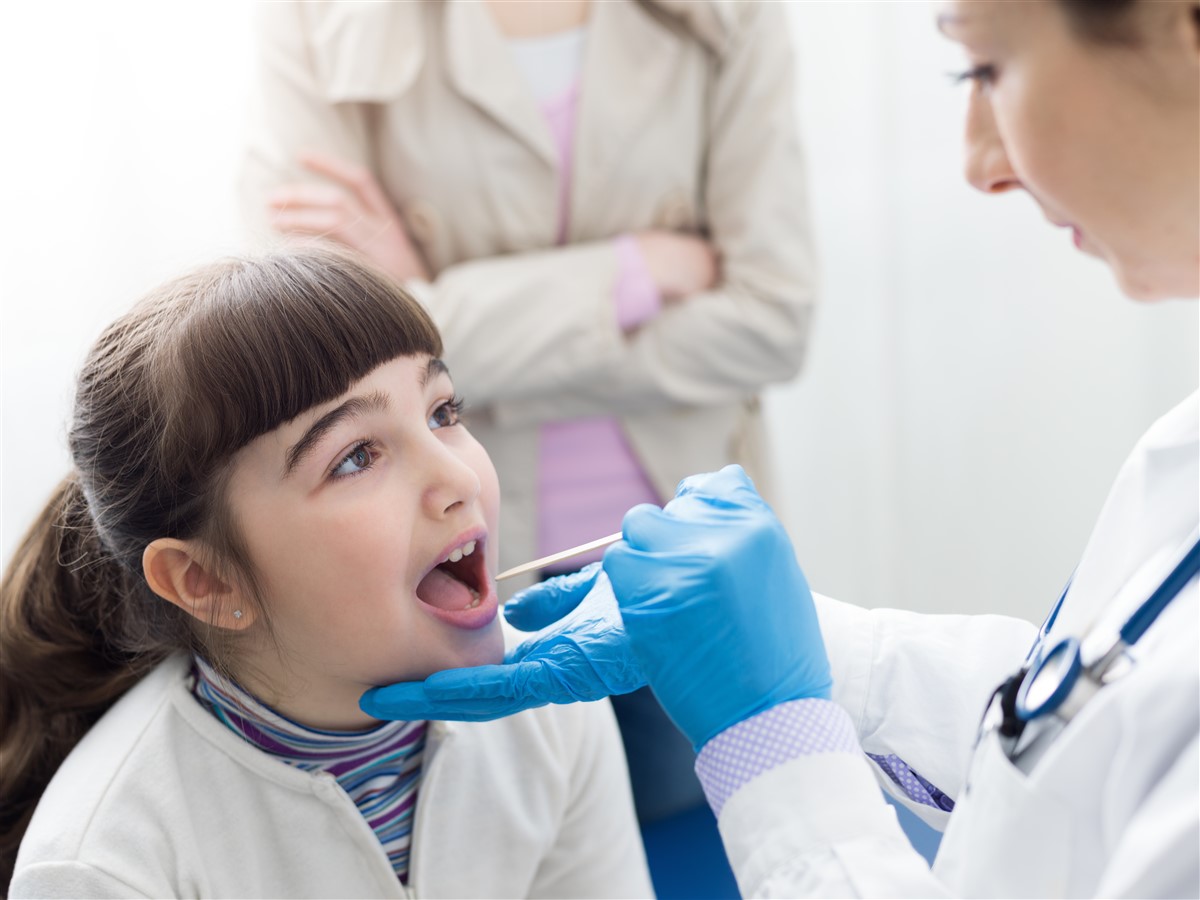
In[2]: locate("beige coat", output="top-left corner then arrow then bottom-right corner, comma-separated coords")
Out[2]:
243,0 -> 816,588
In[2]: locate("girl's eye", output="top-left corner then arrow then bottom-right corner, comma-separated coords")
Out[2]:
330,440 -> 377,479
951,63 -> 998,87
429,396 -> 465,430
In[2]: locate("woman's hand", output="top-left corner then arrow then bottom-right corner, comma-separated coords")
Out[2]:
268,152 -> 430,282
635,230 -> 720,302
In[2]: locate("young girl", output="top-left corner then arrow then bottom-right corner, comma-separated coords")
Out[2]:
0,250 -> 651,898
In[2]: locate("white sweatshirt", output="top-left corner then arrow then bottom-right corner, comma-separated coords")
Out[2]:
10,655 -> 652,899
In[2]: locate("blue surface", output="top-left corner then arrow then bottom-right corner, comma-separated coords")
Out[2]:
641,803 -> 739,900
885,792 -> 942,865
640,793 -> 942,898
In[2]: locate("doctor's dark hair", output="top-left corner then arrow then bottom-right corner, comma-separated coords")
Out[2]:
0,249 -> 441,887
1058,0 -> 1174,44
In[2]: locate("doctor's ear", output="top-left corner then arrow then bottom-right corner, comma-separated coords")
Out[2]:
142,539 -> 257,630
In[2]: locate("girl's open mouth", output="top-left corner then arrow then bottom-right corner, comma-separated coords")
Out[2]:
415,534 -> 498,629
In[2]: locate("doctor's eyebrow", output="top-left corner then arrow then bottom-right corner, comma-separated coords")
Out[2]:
936,13 -> 967,36
283,390 -> 391,477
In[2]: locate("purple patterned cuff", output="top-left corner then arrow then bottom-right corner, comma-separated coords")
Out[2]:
695,699 -> 860,817
613,234 -> 663,332
866,753 -> 956,811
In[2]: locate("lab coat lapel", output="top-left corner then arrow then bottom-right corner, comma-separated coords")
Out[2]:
570,0 -> 687,238
443,0 -> 558,169
1048,393 -> 1200,644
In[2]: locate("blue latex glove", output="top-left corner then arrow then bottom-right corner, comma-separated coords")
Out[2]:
606,465 -> 831,750
360,565 -> 644,722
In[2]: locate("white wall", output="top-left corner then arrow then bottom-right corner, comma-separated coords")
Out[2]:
773,2 -> 1198,620
1,1 -> 255,561
3,3 -> 1196,626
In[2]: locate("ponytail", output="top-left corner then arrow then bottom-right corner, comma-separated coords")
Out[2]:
0,475 -> 164,887
0,250 -> 445,889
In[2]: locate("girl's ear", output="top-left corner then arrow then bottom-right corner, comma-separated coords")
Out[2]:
142,539 -> 256,629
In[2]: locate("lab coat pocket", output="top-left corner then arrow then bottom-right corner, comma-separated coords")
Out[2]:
933,729 -> 1073,898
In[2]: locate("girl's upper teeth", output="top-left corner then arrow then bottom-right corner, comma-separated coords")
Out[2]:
446,540 -> 477,563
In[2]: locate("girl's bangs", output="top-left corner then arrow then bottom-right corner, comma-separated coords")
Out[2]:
158,250 -> 443,458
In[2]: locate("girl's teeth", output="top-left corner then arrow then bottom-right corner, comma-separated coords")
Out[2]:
465,587 -> 481,609
445,541 -> 477,564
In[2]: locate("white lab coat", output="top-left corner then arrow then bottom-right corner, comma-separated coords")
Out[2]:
717,391 -> 1199,897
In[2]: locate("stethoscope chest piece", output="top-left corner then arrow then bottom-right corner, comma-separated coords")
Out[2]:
1015,636 -> 1096,723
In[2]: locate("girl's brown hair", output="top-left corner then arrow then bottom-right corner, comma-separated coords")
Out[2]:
0,249 -> 441,885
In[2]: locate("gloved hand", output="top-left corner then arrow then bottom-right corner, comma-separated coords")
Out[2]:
360,566 -> 644,722
605,465 -> 830,750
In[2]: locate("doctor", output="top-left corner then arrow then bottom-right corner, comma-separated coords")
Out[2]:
363,1 -> 1200,896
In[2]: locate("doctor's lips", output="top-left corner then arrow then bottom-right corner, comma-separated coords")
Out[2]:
415,530 -> 498,629
1050,219 -> 1086,250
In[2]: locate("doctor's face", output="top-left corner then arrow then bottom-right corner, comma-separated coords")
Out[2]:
940,0 -> 1199,300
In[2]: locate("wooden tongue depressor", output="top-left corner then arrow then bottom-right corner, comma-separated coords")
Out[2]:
494,532 -> 623,583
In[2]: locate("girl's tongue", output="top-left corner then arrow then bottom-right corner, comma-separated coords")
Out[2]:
416,566 -> 480,611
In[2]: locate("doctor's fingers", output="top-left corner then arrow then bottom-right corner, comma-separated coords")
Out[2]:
299,151 -> 395,218
504,563 -> 601,632
619,495 -> 760,554
425,658 -> 608,707
359,666 -> 548,722
669,465 -> 770,514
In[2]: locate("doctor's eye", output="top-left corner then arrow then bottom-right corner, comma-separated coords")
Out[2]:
429,396 -> 465,430
950,63 -> 998,87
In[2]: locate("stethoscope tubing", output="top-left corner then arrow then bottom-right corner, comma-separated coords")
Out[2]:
1013,535 -> 1200,724
1121,540 -> 1200,645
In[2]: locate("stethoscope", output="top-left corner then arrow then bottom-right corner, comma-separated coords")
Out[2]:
980,533 -> 1200,752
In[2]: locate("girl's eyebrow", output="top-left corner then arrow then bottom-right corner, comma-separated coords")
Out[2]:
283,390 -> 391,477
422,357 -> 449,388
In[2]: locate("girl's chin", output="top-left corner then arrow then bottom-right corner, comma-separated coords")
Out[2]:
393,623 -> 506,682
450,621 -> 507,668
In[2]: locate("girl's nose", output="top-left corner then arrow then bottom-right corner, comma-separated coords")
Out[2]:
423,442 -> 482,519
963,89 -> 1021,195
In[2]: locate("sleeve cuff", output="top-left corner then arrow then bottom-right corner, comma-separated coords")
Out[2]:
695,699 -> 861,817
612,234 -> 662,332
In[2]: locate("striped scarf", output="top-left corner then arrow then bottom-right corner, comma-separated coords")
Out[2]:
191,657 -> 426,883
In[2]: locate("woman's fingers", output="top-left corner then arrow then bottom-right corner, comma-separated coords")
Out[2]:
299,151 -> 392,217
271,154 -> 430,282
267,182 -> 351,211
269,207 -> 351,238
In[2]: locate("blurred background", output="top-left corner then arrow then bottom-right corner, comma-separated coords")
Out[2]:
2,0 -> 1196,626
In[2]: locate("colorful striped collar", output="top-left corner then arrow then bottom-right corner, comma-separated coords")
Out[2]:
190,656 -> 427,881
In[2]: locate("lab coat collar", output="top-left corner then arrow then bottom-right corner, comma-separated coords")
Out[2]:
1046,391 -> 1199,648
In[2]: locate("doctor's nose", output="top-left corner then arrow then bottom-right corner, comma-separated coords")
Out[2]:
963,91 -> 1021,195
423,445 -> 482,519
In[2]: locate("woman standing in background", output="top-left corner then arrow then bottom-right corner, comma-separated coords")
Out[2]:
241,0 -> 815,831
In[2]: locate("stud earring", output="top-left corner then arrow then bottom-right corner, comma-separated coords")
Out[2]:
232,610 -> 243,620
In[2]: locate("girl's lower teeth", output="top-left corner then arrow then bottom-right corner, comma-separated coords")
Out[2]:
465,588 -> 481,610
